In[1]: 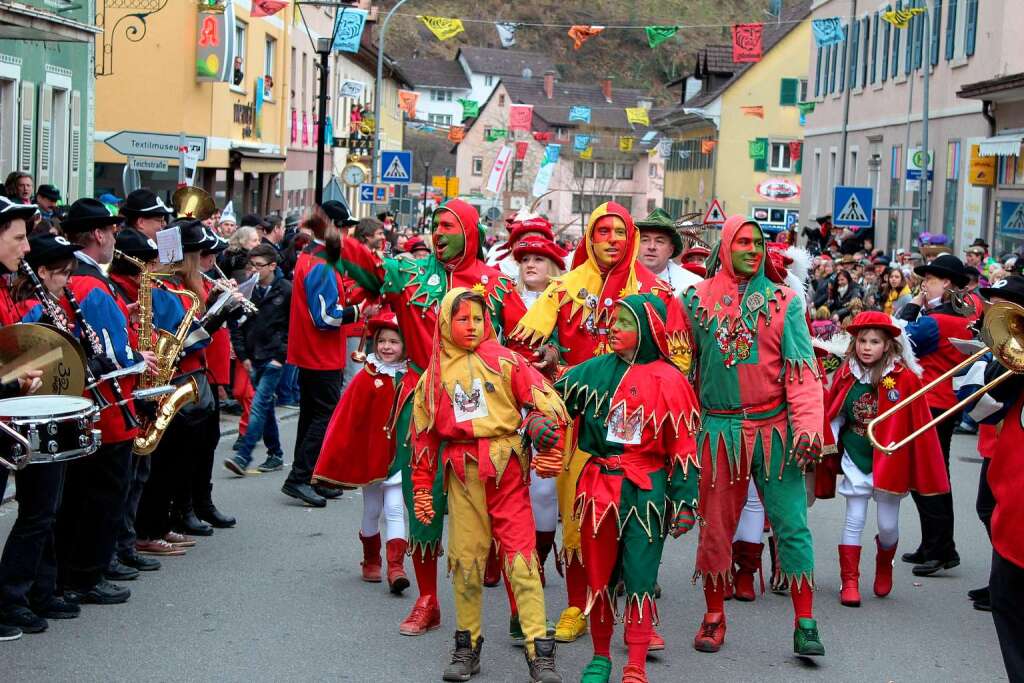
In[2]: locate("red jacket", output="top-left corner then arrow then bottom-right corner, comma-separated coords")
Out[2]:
287,242 -> 353,371
989,392 -> 1024,568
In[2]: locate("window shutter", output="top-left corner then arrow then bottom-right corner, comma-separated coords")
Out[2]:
945,0 -> 957,60
930,0 -> 942,65
36,84 -> 52,185
753,138 -> 768,173
795,149 -> 803,175
912,1 -> 924,70
890,3 -> 900,78
814,48 -> 823,98
964,0 -> 978,56
70,90 -> 81,197
18,81 -> 33,174
849,19 -> 860,89
839,38 -> 847,92
881,14 -> 891,81
870,13 -> 879,83
779,78 -> 798,106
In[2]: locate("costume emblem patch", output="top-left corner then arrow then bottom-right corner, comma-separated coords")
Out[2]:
745,292 -> 765,310
887,389 -> 900,402
426,274 -> 440,286
452,379 -> 488,422
481,274 -> 489,284
881,376 -> 896,390
714,321 -> 754,367
374,378 -> 384,389
606,403 -> 642,445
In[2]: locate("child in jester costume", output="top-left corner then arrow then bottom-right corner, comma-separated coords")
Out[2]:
326,199 -> 529,636
555,294 -> 701,683
508,201 -> 687,645
410,288 -> 568,683
682,215 -> 826,657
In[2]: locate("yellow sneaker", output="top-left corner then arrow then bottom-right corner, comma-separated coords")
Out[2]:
553,606 -> 587,642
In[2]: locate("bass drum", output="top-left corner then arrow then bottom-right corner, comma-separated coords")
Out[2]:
0,395 -> 100,470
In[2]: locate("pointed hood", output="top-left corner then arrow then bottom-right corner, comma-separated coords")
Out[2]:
433,198 -> 484,273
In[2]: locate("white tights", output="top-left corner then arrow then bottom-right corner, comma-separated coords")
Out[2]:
733,479 -> 766,543
529,472 -> 558,533
841,491 -> 901,548
360,480 -> 406,541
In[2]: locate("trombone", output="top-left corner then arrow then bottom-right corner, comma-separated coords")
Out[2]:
867,301 -> 1024,454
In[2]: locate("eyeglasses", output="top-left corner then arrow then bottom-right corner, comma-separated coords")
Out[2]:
248,261 -> 273,269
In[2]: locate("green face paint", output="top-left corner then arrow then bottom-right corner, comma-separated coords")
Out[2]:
432,210 -> 466,263
730,223 -> 764,278
609,305 -> 639,357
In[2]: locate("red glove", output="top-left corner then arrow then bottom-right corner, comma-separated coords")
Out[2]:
793,433 -> 823,468
670,505 -> 696,537
532,449 -> 563,479
413,488 -> 434,525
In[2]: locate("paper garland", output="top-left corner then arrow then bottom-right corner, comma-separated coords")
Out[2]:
568,106 -> 592,123
701,139 -> 717,155
419,15 -> 465,41
515,141 -> 529,160
448,126 -> 465,143
741,105 -> 765,118
544,144 -> 561,163
340,80 -> 365,98
619,136 -> 634,152
509,104 -> 533,132
568,25 -> 604,50
748,139 -> 767,160
485,128 -> 508,142
332,8 -> 368,53
573,134 -> 592,152
250,0 -> 287,18
797,101 -> 817,115
579,147 -> 593,160
645,25 -> 679,48
496,22 -> 519,47
788,140 -> 802,162
812,17 -> 846,46
397,90 -> 419,117
658,139 -> 673,158
532,131 -> 553,143
732,23 -> 763,63
625,107 -> 650,127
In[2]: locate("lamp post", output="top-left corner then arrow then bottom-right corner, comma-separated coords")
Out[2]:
421,161 -> 430,231
372,0 -> 410,184
314,36 -> 331,206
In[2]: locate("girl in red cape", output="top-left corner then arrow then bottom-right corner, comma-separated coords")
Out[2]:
313,312 -> 411,595
825,311 -> 950,607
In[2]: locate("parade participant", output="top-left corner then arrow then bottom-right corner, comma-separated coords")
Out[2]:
410,288 -> 567,683
556,294 -> 700,683
225,244 -> 291,475
681,245 -> 710,279
34,185 -> 60,221
406,236 -> 431,259
825,311 -> 949,607
327,198 -> 530,637
636,208 -> 702,297
119,189 -> 173,240
486,209 -> 561,281
284,200 -> 360,508
57,199 -> 153,606
682,215 -> 825,656
312,312 -> 410,595
217,202 -> 237,238
508,201 -> 686,644
896,254 -> 973,577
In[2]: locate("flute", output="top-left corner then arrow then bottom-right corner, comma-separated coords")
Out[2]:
200,271 -> 258,314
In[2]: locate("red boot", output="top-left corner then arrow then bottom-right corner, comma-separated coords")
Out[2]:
838,544 -> 862,607
622,664 -> 649,683
873,535 -> 897,598
693,612 -> 726,653
359,533 -> 382,583
484,542 -> 501,587
732,541 -> 762,602
386,539 -> 410,595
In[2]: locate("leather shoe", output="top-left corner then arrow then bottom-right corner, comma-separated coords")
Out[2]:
32,597 -> 80,620
197,505 -> 236,528
105,558 -> 140,582
0,606 -> 46,633
282,482 -> 326,507
65,580 -> 130,605
173,510 -> 214,537
314,485 -> 343,500
120,552 -> 161,572
912,555 -> 961,576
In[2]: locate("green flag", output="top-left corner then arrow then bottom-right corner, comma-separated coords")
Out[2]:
485,128 -> 507,142
645,25 -> 679,49
458,98 -> 479,120
797,101 -> 816,115
748,139 -> 767,159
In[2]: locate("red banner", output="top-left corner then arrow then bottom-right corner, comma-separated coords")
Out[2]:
789,141 -> 803,163
732,23 -> 763,63
250,0 -> 288,18
301,111 -> 309,146
509,104 -> 533,132
532,131 -> 553,143
515,141 -> 530,160
291,109 -> 297,144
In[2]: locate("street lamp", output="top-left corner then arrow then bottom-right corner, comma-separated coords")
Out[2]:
421,161 -> 430,232
314,36 -> 331,207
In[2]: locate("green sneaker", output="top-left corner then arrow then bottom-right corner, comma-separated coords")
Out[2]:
509,614 -> 525,642
580,655 -> 612,683
793,618 -> 825,656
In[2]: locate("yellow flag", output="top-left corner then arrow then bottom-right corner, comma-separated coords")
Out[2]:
625,107 -> 650,127
881,7 -> 925,29
419,15 -> 465,41
618,136 -> 634,152
580,146 -> 593,160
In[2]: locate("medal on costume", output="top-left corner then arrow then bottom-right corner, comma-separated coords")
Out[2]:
452,379 -> 489,423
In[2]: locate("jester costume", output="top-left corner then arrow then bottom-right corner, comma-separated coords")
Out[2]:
681,216 -> 825,656
555,294 -> 700,683
410,288 -> 567,682
329,199 -> 527,635
509,201 -> 687,642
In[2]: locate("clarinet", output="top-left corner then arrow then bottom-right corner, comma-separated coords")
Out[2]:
18,260 -> 110,412
62,283 -> 140,431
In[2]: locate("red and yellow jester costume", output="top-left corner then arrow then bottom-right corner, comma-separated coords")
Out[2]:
508,201 -> 688,643
410,288 -> 567,682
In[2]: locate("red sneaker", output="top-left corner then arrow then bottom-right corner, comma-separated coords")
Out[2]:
693,612 -> 726,653
622,664 -> 648,683
399,595 -> 440,636
648,629 -> 665,651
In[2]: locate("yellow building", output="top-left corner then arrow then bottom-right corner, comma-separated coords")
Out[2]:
659,2 -> 810,232
94,0 -> 291,213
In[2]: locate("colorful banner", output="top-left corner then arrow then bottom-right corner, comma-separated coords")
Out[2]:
701,139 -> 717,155
748,139 -> 767,159
797,101 -> 817,115
568,106 -> 592,123
397,90 -> 419,117
579,147 -> 593,160
573,134 -> 592,152
645,25 -> 679,49
788,141 -> 802,163
741,105 -> 765,118
657,139 -> 673,158
448,125 -> 465,143
340,79 -> 365,98
881,7 -> 926,29
618,136 -> 634,152
195,5 -> 231,82
509,104 -> 533,132
532,131 -> 553,143
486,145 -> 514,193
419,15 -> 465,41
458,98 -> 479,120
568,25 -> 604,50
302,111 -> 309,145
732,23 -> 763,63
544,144 -> 561,164
812,17 -> 846,46
250,0 -> 287,18
332,8 -> 368,53
254,77 -> 264,138
532,160 -> 556,198
625,107 -> 650,127
485,128 -> 508,142
496,22 -> 518,47
515,141 -> 529,160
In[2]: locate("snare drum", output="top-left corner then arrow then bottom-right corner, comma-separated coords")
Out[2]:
0,395 -> 101,470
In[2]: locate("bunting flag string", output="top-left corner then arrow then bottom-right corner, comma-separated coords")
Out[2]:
748,139 -> 767,160
515,141 -> 530,160
568,106 -> 592,123
625,107 -> 650,127
811,17 -> 845,46
509,104 -> 534,132
658,139 -> 673,158
447,125 -> 465,143
458,98 -> 480,120
419,15 -> 465,41
485,128 -> 508,142
545,144 -> 561,164
618,136 -> 635,152
573,134 -> 592,152
644,25 -> 679,48
740,105 -> 765,119
701,139 -> 717,155
881,7 -> 926,29
732,23 -> 763,62
250,0 -> 287,18
532,131 -> 553,143
788,140 -> 803,162
496,22 -> 519,47
796,101 -> 817,115
331,8 -> 368,52
397,89 -> 419,117
579,146 -> 593,160
678,149 -> 691,160
568,25 -> 604,49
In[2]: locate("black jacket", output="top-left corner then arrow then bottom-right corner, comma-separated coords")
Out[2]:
229,274 -> 291,364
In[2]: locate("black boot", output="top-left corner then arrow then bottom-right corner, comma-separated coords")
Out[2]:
173,508 -> 214,537
196,486 -> 236,528
527,637 -> 561,682
443,630 -> 482,682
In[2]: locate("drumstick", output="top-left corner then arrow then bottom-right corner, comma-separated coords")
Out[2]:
0,347 -> 63,384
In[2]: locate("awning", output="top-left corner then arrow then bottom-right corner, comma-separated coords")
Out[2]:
0,3 -> 100,42
979,132 -> 1024,158
231,149 -> 286,174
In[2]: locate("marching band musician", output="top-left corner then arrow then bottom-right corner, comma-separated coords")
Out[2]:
119,189 -> 173,240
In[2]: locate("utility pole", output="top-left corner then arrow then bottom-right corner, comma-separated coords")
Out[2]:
373,0 -> 410,183
837,0 -> 858,185
314,37 -> 331,206
421,161 -> 431,230
919,11 -> 931,236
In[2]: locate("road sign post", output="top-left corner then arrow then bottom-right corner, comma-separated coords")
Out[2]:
833,186 -> 874,228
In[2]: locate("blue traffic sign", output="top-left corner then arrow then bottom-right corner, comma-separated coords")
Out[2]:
832,186 -> 874,228
381,151 -> 413,184
374,185 -> 388,202
358,184 -> 375,203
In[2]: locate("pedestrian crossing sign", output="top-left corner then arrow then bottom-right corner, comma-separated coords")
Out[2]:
999,201 -> 1024,235
381,151 -> 413,184
832,186 -> 874,228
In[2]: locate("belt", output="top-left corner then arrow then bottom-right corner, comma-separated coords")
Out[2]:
703,398 -> 786,421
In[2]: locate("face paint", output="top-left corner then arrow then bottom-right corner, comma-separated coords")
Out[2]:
730,223 -> 765,278
432,210 -> 466,263
591,215 -> 628,270
450,299 -> 486,351
608,304 -> 639,358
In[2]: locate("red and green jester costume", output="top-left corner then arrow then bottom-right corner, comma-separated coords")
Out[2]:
681,216 -> 826,657
509,201 -> 689,643
410,287 -> 568,682
555,294 -> 700,683
327,199 -> 528,636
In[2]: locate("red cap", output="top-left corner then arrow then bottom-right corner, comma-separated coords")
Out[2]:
512,237 -> 567,266
766,243 -> 794,283
496,215 -> 555,259
845,311 -> 901,338
367,311 -> 400,337
682,262 -> 707,278
681,245 -> 710,262
405,236 -> 429,254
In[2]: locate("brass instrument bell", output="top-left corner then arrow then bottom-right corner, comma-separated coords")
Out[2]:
171,186 -> 217,221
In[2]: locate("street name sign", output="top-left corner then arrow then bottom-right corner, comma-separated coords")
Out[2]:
104,131 -> 207,161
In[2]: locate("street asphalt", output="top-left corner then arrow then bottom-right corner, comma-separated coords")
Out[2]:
0,417 -> 1008,682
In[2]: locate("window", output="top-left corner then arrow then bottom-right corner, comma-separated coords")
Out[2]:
888,145 -> 902,246
848,20 -> 860,89
860,17 -> 870,87
881,11 -> 891,81
814,47 -> 823,98
929,0 -> 941,66
233,21 -> 247,88
945,0 -> 958,60
870,13 -> 880,84
769,142 -> 793,172
572,194 -> 612,214
264,36 -> 276,98
428,113 -> 452,125
573,161 -> 595,178
849,150 -> 858,185
596,162 -> 614,179
0,77 -> 16,174
616,163 -> 634,180
472,157 -> 483,175
431,89 -> 452,102
514,160 -> 524,174
647,198 -> 656,214
890,2 -> 901,78
839,35 -> 847,92
648,164 -> 657,178
799,78 -> 808,102
498,94 -> 505,107
485,75 -> 494,87
942,140 -> 961,239
614,196 -> 633,212
555,127 -> 568,141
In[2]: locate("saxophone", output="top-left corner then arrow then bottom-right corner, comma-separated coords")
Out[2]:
118,250 -> 203,455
